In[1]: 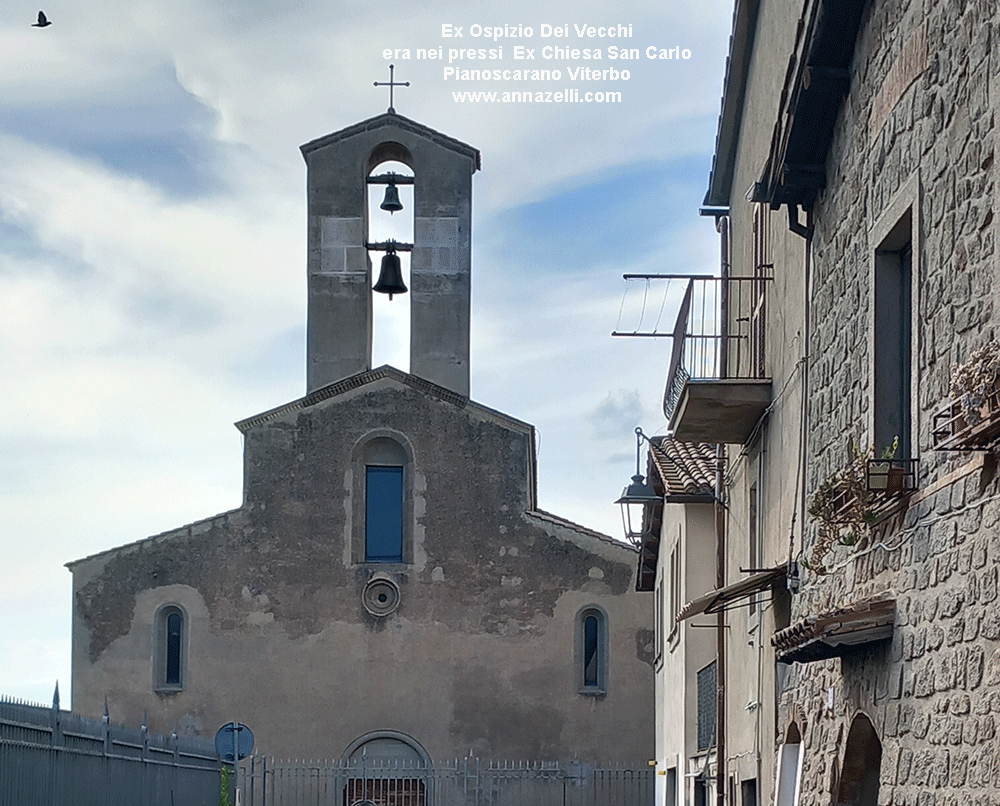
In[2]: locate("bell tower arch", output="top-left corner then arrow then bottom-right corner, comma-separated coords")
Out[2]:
300,113 -> 480,397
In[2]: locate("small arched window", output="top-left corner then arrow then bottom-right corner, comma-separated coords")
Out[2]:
576,606 -> 608,695
155,605 -> 186,692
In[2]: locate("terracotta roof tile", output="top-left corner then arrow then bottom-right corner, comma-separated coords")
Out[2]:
648,437 -> 716,497
772,594 -> 896,663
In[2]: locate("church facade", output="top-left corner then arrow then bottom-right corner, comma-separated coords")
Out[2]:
67,113 -> 654,763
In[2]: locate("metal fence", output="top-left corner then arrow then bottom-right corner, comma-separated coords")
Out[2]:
238,756 -> 653,806
0,691 -> 221,806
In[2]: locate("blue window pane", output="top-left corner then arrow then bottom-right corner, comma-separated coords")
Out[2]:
583,614 -> 599,686
366,466 -> 403,562
166,612 -> 182,685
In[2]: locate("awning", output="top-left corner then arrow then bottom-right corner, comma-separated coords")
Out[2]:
677,564 -> 788,621
772,595 -> 895,664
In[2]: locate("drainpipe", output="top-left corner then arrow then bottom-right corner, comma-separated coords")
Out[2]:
715,214 -> 729,806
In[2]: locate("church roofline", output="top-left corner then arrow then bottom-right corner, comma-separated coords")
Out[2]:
525,509 -> 636,553
300,112 -> 481,171
65,507 -> 244,570
233,365 -> 533,435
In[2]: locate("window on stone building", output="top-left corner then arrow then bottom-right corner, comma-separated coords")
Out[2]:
366,465 -> 404,562
154,604 -> 186,692
870,175 -> 919,461
576,606 -> 608,695
874,223 -> 913,458
361,436 -> 408,563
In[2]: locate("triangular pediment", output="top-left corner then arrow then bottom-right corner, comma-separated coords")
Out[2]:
300,112 -> 481,170
235,365 -> 528,435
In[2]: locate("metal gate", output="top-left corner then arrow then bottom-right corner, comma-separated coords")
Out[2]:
239,756 -> 653,806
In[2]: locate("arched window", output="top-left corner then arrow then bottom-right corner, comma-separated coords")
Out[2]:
576,606 -> 608,695
362,437 -> 408,563
154,605 -> 186,692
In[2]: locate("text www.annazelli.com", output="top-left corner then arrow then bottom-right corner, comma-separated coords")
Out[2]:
451,89 -> 622,103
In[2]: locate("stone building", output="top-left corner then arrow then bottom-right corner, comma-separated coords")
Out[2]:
654,0 -> 1000,804
67,111 -> 654,763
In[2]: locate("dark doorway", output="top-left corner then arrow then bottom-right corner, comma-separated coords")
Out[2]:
836,714 -> 882,806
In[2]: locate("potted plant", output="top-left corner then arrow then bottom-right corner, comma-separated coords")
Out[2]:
867,437 -> 902,492
950,340 -> 1000,426
805,438 -> 900,574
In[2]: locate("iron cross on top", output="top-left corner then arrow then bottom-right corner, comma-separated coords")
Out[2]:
374,64 -> 410,114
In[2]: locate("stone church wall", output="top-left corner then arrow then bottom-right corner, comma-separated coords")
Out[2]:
70,372 -> 654,762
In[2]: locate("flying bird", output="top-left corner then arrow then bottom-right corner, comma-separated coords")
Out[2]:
32,11 -> 51,27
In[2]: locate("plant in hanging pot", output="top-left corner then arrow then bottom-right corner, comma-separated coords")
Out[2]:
950,340 -> 1000,426
804,438 -> 899,574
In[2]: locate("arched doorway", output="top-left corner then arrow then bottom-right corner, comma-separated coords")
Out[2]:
342,731 -> 431,806
836,714 -> 882,806
774,722 -> 802,806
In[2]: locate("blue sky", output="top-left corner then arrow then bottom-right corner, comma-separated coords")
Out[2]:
0,0 -> 732,706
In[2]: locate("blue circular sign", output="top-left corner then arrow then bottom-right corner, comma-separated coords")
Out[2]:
215,722 -> 254,761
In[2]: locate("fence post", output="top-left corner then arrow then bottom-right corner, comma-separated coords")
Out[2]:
49,684 -> 61,806
103,698 -> 111,806
141,712 -> 149,806
172,730 -> 179,806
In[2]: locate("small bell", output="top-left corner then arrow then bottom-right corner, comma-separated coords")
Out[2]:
373,248 -> 407,299
380,179 -> 403,214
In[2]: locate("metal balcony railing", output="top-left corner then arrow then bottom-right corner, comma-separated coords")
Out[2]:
662,273 -> 773,422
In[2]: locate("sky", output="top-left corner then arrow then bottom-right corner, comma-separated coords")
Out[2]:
0,0 -> 732,707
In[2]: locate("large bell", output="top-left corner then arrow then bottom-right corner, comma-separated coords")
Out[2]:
379,181 -> 403,214
373,250 -> 407,299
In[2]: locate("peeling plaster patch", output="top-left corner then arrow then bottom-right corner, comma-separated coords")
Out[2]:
588,567 -> 605,580
432,566 -> 445,582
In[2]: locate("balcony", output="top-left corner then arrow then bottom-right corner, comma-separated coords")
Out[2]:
663,275 -> 772,444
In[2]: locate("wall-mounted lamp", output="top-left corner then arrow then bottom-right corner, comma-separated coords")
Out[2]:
614,427 -> 661,545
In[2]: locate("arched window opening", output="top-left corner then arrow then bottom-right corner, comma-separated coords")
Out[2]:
576,606 -> 608,695
774,721 -> 802,806
154,605 -> 186,692
837,714 -> 882,806
367,157 -> 414,372
364,437 -> 407,563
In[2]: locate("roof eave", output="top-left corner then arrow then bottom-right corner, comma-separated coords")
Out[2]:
704,0 -> 763,207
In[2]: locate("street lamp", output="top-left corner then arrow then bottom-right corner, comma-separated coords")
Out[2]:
614,427 -> 661,544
